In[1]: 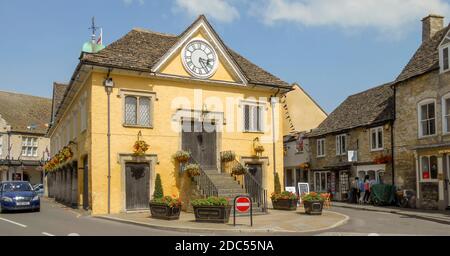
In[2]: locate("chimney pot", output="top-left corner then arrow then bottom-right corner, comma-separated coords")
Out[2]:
422,14 -> 444,42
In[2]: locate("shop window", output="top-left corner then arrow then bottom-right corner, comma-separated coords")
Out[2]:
420,155 -> 438,181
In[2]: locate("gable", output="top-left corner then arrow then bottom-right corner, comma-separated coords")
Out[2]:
158,30 -> 241,83
152,16 -> 247,85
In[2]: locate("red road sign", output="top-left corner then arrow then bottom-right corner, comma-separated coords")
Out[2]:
235,196 -> 251,213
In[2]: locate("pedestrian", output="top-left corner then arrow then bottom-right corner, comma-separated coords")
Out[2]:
358,177 -> 365,204
349,177 -> 359,204
363,175 -> 371,204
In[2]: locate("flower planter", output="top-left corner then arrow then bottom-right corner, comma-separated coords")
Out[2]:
149,203 -> 181,220
303,200 -> 324,215
272,198 -> 298,211
193,205 -> 232,223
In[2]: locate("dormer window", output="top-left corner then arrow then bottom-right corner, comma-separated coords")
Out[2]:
440,44 -> 450,73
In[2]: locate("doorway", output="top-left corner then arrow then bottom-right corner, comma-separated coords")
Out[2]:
181,121 -> 217,170
446,155 -> 450,207
247,164 -> 263,185
83,156 -> 89,210
314,171 -> 330,192
125,163 -> 150,211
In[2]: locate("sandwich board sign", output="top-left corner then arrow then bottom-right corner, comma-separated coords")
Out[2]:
298,183 -> 310,203
285,187 -> 296,194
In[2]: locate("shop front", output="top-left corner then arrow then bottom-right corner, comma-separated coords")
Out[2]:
311,166 -> 350,201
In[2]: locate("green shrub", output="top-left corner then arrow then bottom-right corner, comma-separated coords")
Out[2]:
153,173 -> 164,199
274,172 -> 281,194
191,196 -> 229,207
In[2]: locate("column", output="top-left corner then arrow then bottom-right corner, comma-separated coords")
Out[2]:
414,151 -> 420,200
438,154 -> 445,209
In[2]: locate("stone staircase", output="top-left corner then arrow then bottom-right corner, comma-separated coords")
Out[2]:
203,169 -> 265,214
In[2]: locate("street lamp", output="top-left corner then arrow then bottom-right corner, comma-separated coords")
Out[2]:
104,76 -> 114,214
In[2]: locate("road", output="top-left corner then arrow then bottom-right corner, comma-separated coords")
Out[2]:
0,199 -> 448,236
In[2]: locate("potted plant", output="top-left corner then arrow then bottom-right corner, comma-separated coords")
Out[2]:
271,191 -> 299,210
231,163 -> 247,176
172,150 -> 191,163
149,174 -> 181,220
184,163 -> 201,177
191,197 -> 231,223
301,192 -> 325,215
221,151 -> 236,162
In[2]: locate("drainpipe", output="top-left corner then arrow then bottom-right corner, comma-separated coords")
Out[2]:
104,72 -> 114,214
391,86 -> 396,186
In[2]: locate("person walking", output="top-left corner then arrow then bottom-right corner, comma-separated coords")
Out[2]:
358,176 -> 365,204
363,175 -> 371,204
349,177 -> 360,204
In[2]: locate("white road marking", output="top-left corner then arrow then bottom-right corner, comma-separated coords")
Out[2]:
42,232 -> 55,236
0,217 -> 27,228
67,233 -> 80,236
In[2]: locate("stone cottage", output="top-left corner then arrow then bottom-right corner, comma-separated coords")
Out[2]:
307,83 -> 394,201
393,14 -> 450,210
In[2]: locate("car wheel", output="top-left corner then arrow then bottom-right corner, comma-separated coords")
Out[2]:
0,205 -> 4,214
34,208 -> 40,212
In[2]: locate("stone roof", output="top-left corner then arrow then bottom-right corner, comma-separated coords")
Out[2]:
81,17 -> 289,88
395,24 -> 450,83
307,83 -> 394,137
0,90 -> 52,134
51,82 -> 68,123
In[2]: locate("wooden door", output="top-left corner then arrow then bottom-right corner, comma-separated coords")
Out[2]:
182,121 -> 217,170
125,163 -> 150,210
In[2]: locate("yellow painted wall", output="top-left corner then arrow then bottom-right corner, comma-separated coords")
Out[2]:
283,84 -> 327,135
87,71 -> 284,214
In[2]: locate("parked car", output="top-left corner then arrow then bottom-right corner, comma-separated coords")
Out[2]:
0,181 -> 40,213
33,184 -> 44,196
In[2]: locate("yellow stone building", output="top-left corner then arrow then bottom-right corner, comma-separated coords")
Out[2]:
46,16 -> 292,215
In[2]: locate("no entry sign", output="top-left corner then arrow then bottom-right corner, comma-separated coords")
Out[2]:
235,197 -> 251,213
233,195 -> 253,226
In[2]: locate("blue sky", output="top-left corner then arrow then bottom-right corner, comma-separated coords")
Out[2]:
1,0 -> 450,113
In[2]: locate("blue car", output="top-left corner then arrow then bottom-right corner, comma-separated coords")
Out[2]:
0,181 -> 40,213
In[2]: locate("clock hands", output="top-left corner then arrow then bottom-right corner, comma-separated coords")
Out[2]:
198,58 -> 209,70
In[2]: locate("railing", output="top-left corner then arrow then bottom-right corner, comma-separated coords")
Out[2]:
220,152 -> 268,212
183,157 -> 218,198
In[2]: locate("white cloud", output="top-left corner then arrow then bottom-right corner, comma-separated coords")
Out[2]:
257,0 -> 450,37
123,0 -> 144,6
174,0 -> 239,23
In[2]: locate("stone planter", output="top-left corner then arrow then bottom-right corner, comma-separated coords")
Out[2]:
193,205 -> 232,223
303,200 -> 324,215
272,199 -> 298,210
149,203 -> 181,220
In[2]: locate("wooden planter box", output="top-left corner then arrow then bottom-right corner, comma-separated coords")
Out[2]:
193,205 -> 232,223
149,203 -> 181,220
272,199 -> 298,210
303,200 -> 324,215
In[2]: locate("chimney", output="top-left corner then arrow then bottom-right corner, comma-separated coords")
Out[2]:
422,14 -> 444,42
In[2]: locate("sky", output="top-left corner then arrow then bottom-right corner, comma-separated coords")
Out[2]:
1,0 -> 450,113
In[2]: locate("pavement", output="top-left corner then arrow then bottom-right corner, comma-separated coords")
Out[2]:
332,202 -> 450,225
96,207 -> 349,234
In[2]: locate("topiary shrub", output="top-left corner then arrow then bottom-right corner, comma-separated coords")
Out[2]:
154,173 -> 164,199
274,172 -> 281,194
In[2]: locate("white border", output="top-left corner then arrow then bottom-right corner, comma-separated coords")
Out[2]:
181,38 -> 219,79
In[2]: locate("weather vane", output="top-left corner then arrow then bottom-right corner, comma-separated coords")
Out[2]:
89,16 -> 100,42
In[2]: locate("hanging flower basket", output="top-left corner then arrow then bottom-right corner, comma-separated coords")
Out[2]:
133,140 -> 149,156
172,150 -> 191,163
231,163 -> 247,176
221,151 -> 236,162
184,163 -> 201,177
373,155 -> 392,164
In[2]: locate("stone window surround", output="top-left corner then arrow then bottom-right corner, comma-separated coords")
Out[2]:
117,153 -> 158,213
417,98 -> 437,139
442,93 -> 450,134
439,43 -> 450,74
21,136 -> 38,157
335,134 -> 347,156
419,154 -> 439,183
317,138 -> 326,157
370,126 -> 384,151
240,99 -> 267,133
119,89 -> 156,129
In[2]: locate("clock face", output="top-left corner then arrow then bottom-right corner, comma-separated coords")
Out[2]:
182,40 -> 218,78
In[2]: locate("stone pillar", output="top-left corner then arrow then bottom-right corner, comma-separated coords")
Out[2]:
414,152 -> 421,203
438,154 -> 446,210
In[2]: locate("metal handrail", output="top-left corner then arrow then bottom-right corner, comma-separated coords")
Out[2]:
220,152 -> 268,212
184,157 -> 218,198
